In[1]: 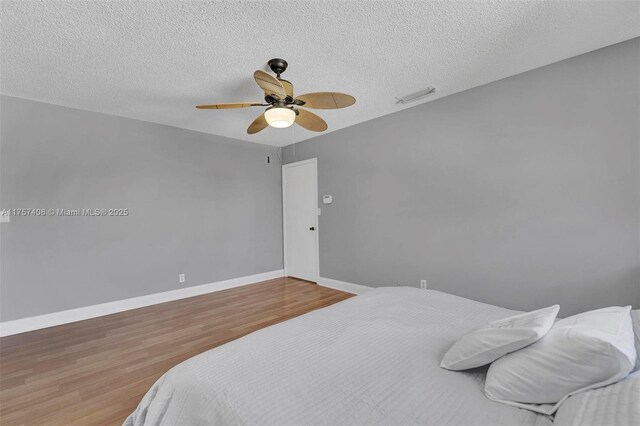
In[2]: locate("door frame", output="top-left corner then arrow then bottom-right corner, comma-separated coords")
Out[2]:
282,157 -> 319,282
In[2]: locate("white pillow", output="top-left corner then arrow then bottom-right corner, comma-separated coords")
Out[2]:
632,310 -> 640,371
554,370 -> 640,426
440,305 -> 559,370
485,306 -> 637,415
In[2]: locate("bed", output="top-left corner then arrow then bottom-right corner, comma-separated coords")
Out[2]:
125,287 -> 556,426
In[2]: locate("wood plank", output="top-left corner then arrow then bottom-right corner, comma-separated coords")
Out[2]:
0,277 -> 353,425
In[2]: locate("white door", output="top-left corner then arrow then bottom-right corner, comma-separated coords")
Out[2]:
283,158 -> 318,282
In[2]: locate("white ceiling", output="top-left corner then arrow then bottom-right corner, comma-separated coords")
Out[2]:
2,1 -> 639,147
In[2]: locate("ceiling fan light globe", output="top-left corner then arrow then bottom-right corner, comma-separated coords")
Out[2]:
264,107 -> 295,128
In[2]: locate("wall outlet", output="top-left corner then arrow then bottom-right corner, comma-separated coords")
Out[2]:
179,274 -> 185,284
420,279 -> 427,289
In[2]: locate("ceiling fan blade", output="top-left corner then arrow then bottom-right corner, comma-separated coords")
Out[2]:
247,113 -> 269,134
294,92 -> 355,109
278,78 -> 294,99
295,109 -> 328,132
254,70 -> 287,99
196,102 -> 261,109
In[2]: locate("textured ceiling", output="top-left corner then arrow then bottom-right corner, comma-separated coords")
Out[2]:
2,1 -> 639,147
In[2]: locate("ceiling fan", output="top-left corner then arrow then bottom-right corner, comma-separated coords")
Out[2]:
196,58 -> 356,134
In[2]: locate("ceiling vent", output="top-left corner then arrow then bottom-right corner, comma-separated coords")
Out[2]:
396,86 -> 437,104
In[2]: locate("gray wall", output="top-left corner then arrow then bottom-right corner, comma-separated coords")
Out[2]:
0,96 -> 283,321
283,38 -> 640,316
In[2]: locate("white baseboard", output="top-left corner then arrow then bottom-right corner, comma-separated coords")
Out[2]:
318,276 -> 372,294
0,269 -> 284,337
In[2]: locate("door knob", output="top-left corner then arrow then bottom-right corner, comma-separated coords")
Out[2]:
309,226 -> 315,231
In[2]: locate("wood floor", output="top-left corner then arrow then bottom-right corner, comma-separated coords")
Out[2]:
0,277 -> 353,425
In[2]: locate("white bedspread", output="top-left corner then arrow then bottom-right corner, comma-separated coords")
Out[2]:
125,288 -> 553,426
554,370 -> 640,426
